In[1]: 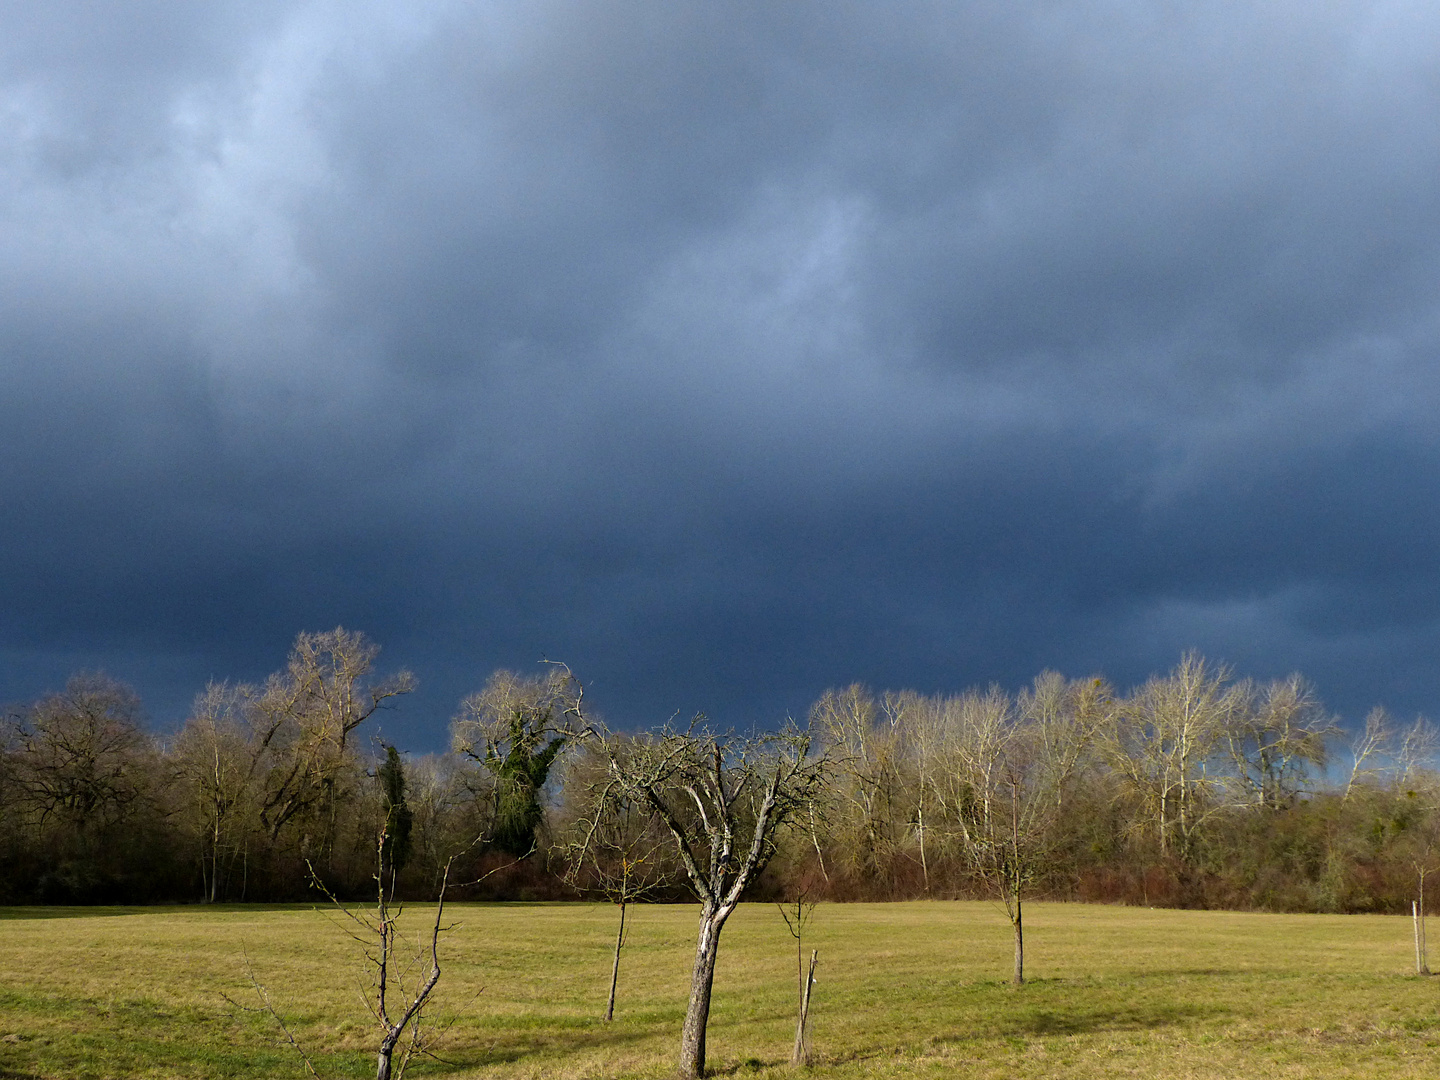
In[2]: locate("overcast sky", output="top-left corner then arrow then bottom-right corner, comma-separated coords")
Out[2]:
3,0 -> 1440,749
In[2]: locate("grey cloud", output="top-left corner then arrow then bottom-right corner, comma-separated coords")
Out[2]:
3,2 -> 1440,746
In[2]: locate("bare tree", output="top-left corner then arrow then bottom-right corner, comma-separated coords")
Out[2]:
812,685 -> 914,888
1106,652 -> 1242,862
174,682 -> 261,902
593,719 -> 830,1079
1402,799 -> 1440,975
1397,718 -> 1440,790
561,741 -> 678,1022
248,629 -> 415,851
1224,675 -> 1336,810
10,672 -> 153,837
938,687 -> 1031,985
401,753 -> 480,890
887,691 -> 942,892
244,749 -> 493,1080
311,786 -> 459,1080
1021,672 -> 1111,812
921,676 -> 1107,985
777,889 -> 818,1065
1345,707 -> 1394,803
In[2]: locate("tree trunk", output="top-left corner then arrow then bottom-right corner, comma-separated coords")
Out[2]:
209,810 -> 223,904
377,1031 -> 399,1080
679,905 -> 726,1079
606,900 -> 626,1022
1011,895 -> 1024,986
916,802 -> 929,893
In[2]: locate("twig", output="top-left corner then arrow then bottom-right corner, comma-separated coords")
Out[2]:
225,951 -> 322,1080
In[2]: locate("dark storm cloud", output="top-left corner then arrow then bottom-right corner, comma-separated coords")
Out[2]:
3,0 -> 1440,745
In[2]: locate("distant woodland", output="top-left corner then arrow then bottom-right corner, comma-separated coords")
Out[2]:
3,628 -> 1438,914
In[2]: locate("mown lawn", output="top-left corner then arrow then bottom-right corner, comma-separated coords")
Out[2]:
0,899 -> 1436,1078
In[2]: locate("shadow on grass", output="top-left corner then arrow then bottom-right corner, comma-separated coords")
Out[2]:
0,907 -> 156,921
427,1022 -> 663,1073
1004,1000 -> 1230,1037
702,1055 -> 783,1077
0,904 -> 323,921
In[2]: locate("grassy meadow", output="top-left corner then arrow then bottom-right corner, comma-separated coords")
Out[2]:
0,899 -> 1437,1079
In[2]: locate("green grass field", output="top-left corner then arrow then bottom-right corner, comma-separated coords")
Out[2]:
0,899 -> 1437,1079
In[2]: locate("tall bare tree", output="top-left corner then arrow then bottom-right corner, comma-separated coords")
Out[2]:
920,675 -> 1108,984
811,685 -> 909,884
1020,671 -> 1111,812
1345,707 -> 1394,803
174,682 -> 262,902
1106,652 -> 1242,862
1224,675 -> 1336,810
593,720 -> 829,1079
937,687 -> 1021,984
1397,718 -> 1440,790
887,690 -> 944,892
249,628 -> 415,850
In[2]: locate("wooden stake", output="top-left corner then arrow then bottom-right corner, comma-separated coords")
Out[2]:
792,949 -> 818,1066
1421,875 -> 1430,975
1415,901 -> 1424,975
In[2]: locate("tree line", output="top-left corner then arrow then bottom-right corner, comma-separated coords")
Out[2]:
3,630 -> 1439,927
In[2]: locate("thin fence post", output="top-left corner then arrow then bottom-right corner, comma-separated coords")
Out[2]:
1415,901 -> 1424,975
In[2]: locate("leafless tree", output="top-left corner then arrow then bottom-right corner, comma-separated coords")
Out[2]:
1397,718 -> 1440,790
238,842 -> 459,1080
592,719 -> 830,1079
174,682 -> 261,902
311,812 -> 460,1080
811,686 -> 907,883
248,628 -> 415,850
561,740 -> 678,1021
1345,707 -> 1394,802
1020,671 -> 1111,812
936,687 -> 1029,984
777,889 -> 818,1065
919,675 -> 1108,985
887,691 -> 942,892
1342,711 -> 1440,798
1224,675 -> 1336,810
1106,652 -> 1243,862
1400,795 -> 1440,975
402,753 -> 483,889
243,743 -> 494,1080
9,672 -> 153,836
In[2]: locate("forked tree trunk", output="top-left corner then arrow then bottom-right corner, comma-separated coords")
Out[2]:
606,900 -> 626,1022
377,1032 -> 400,1080
679,904 -> 727,1078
